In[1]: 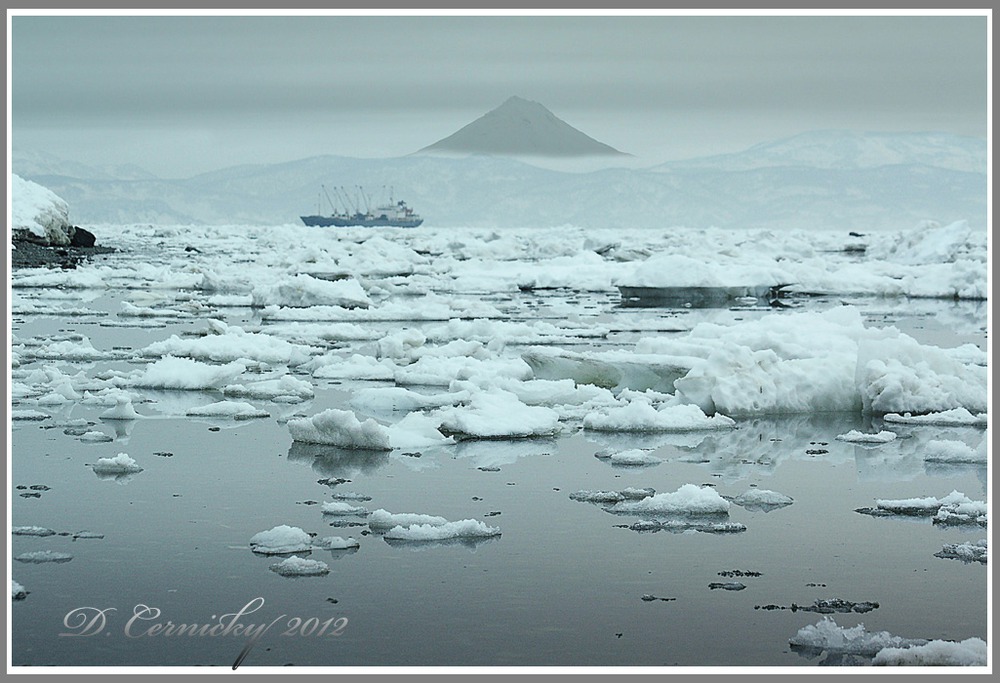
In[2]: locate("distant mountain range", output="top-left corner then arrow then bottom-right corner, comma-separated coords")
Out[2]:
10,97 -> 987,232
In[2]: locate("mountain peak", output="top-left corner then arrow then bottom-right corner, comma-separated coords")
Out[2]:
418,96 -> 628,158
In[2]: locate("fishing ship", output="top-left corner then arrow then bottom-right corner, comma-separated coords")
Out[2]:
301,185 -> 423,228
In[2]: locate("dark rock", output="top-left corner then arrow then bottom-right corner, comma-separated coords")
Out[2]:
70,226 -> 97,248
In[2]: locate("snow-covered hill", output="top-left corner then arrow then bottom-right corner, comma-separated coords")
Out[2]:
13,130 -> 986,231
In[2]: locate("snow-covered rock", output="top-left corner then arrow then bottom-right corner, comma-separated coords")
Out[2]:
12,174 -> 73,245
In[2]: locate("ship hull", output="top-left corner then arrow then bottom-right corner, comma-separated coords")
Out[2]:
301,215 -> 423,228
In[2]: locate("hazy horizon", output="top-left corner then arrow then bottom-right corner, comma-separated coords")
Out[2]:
10,13 -> 989,178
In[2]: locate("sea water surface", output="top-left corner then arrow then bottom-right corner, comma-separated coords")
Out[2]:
9,235 -> 988,669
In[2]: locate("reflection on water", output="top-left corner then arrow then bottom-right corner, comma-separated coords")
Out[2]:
381,535 -> 501,553
286,441 -> 392,479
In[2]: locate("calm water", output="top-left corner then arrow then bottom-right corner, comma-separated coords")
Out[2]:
9,283 -> 988,669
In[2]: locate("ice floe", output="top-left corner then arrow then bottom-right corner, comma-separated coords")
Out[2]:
368,510 -> 450,531
883,407 -> 987,426
132,356 -> 247,390
436,389 -> 560,439
91,453 -> 143,475
269,556 -> 330,577
320,501 -> 369,517
934,539 -> 987,564
311,536 -> 361,550
923,439 -> 986,464
14,551 -> 73,564
249,525 -> 314,555
873,637 -> 988,666
604,484 -> 730,516
584,400 -> 736,432
731,488 -> 794,511
789,617 -> 927,656
835,430 -> 897,444
288,409 -> 393,450
251,274 -> 371,309
11,526 -> 56,537
11,580 -> 28,600
382,518 -> 501,541
142,323 -> 314,366
856,490 -> 987,527
186,401 -> 270,420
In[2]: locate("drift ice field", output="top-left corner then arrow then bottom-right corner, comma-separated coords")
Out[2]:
10,218 -> 988,667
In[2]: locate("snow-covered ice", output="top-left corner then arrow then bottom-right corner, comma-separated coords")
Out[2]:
789,617 -> 927,656
269,556 -> 330,577
288,409 -> 393,450
934,539 -> 987,564
312,536 -> 361,550
368,510 -> 449,531
186,401 -> 270,419
835,430 -> 897,444
605,484 -> 731,516
11,580 -> 28,600
731,488 -> 794,510
91,453 -> 143,475
382,519 -> 501,541
872,637 -> 987,666
883,407 -> 987,426
320,501 -> 369,517
14,551 -> 73,564
249,525 -> 314,555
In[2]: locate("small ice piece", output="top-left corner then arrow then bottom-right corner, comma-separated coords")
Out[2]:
923,439 -> 986,464
789,617 -> 927,656
436,390 -> 560,439
79,430 -> 114,443
91,453 -> 143,475
288,409 -> 392,450
72,531 -> 105,540
569,490 -> 625,504
368,510 -> 449,531
584,402 -> 736,433
312,536 -> 361,550
15,551 -> 73,564
329,492 -> 372,502
621,487 -> 657,500
12,580 -> 28,600
732,488 -> 794,511
99,397 -> 140,420
186,400 -> 270,420
873,637 -> 987,666
835,430 -> 897,444
882,408 -> 987,426
12,526 -> 56,536
608,449 -> 663,467
11,410 -> 50,421
269,556 -> 330,577
606,484 -> 731,516
320,501 -> 369,517
934,539 -> 987,564
382,519 -> 501,541
249,525 -> 314,555
709,582 -> 746,591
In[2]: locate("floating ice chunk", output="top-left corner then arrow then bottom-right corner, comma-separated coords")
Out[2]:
186,401 -> 270,420
142,324 -> 313,366
251,274 -> 371,309
584,401 -> 736,432
320,501 -> 369,517
835,430 -> 897,444
934,539 -> 987,564
923,439 -> 985,463
15,551 -> 73,564
312,354 -> 396,381
133,356 -> 247,390
883,407 -> 987,426
857,336 -> 987,416
312,536 -> 361,550
436,389 -> 560,439
386,412 -> 454,449
383,519 -> 501,541
11,580 -> 28,600
329,492 -> 372,502
22,336 -> 115,361
249,525 -> 313,555
873,637 -> 987,666
269,556 -> 330,577
570,490 -> 626,504
11,410 -> 51,421
11,526 -> 56,537
732,488 -> 794,510
91,453 -> 143,474
608,449 -> 663,467
350,387 -> 471,414
223,375 -> 315,401
789,617 -> 927,656
857,490 -> 986,526
288,409 -> 393,450
368,510 -> 449,531
606,484 -> 730,516
100,397 -> 141,420
79,430 -> 114,443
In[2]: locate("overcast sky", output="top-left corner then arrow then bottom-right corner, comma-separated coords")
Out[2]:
10,13 -> 989,178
